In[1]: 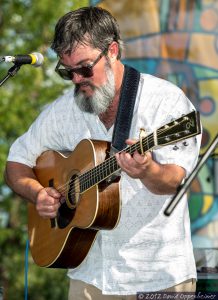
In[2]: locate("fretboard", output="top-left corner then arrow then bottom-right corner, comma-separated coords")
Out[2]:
72,110 -> 201,194
78,133 -> 155,193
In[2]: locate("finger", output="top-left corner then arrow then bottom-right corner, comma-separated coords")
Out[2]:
39,210 -> 58,219
36,199 -> 60,218
37,189 -> 61,207
132,151 -> 149,164
42,196 -> 60,207
45,187 -> 61,198
116,152 -> 132,168
125,138 -> 137,145
119,151 -> 146,167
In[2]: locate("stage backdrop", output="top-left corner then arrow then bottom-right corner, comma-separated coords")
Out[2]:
90,0 -> 218,253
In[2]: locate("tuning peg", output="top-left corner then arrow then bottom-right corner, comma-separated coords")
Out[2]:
173,145 -> 179,150
165,136 -> 171,142
183,141 -> 189,146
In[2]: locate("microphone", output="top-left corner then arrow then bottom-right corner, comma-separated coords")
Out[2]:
2,52 -> 44,67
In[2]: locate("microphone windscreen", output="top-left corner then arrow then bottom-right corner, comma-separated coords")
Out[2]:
31,52 -> 44,67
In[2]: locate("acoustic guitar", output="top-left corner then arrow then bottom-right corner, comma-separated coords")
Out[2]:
28,111 -> 201,268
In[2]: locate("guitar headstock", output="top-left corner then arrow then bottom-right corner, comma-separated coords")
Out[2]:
157,111 -> 201,146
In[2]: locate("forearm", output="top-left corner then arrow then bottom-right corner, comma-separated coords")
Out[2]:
4,161 -> 43,204
116,148 -> 186,195
140,161 -> 185,195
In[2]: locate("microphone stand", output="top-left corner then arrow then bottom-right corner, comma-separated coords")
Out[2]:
164,133 -> 218,216
0,64 -> 21,87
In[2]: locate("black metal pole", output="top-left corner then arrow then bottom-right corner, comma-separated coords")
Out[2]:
0,64 -> 21,87
164,133 -> 218,216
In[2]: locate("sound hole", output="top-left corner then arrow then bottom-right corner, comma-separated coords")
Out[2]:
56,173 -> 80,229
56,202 -> 76,229
67,174 -> 80,208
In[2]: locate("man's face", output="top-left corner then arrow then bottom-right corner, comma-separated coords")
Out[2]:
60,44 -> 116,115
60,44 -> 112,98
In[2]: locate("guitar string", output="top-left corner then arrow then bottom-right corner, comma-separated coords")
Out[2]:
55,112 -> 194,195
55,124 -> 190,196
56,129 -> 189,195
55,130 -> 157,195
64,130 -> 188,194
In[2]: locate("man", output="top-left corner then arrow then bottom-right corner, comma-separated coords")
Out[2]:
5,6 -> 201,299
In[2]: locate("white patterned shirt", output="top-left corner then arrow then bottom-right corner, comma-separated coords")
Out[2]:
7,73 -> 201,294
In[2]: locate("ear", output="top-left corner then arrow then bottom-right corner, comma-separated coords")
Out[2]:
107,41 -> 119,62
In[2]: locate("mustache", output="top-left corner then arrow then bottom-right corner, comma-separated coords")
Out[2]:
75,81 -> 95,93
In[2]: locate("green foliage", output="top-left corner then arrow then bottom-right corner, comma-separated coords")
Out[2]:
0,0 -> 89,299
0,195 -> 69,300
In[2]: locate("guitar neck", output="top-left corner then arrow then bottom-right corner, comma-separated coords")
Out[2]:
78,110 -> 201,193
78,133 -> 155,192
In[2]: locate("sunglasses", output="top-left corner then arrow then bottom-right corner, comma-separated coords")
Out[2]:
55,49 -> 107,81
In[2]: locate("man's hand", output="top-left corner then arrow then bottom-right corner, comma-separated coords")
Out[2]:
115,139 -> 185,195
115,139 -> 153,179
36,187 -> 61,218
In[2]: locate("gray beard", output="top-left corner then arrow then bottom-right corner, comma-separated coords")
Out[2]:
74,65 -> 115,115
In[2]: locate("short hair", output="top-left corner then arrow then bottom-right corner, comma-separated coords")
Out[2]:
51,6 -> 123,59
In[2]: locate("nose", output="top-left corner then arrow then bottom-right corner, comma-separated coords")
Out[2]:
71,73 -> 84,84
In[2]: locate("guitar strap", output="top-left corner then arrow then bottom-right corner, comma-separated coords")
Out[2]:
111,64 -> 140,153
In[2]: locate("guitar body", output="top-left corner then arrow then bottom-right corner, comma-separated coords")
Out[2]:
28,139 -> 121,268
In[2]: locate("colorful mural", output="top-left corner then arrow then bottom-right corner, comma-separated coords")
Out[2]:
91,0 -> 218,251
